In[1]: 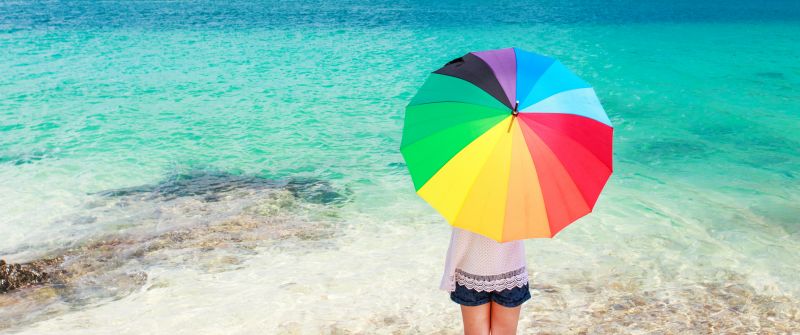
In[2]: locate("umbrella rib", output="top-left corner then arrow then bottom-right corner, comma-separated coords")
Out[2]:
501,121 -> 551,240
405,75 -> 511,111
400,113 -> 507,151
526,119 -> 613,209
518,119 -> 594,236
449,121 -> 511,234
516,60 -> 558,109
406,92 -> 511,113
517,120 -> 568,237
407,99 -> 508,110
470,50 -> 517,108
434,53 -> 514,109
519,87 -> 612,127
401,102 -> 507,129
519,114 -> 614,172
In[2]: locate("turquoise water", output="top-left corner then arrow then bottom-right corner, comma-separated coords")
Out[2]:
1,1 -> 799,333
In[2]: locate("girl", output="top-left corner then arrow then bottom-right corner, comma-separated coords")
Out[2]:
441,226 -> 531,334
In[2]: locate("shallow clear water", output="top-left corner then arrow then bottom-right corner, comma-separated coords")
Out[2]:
1,1 -> 799,333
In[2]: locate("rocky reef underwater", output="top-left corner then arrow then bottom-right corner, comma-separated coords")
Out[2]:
0,170 -> 352,330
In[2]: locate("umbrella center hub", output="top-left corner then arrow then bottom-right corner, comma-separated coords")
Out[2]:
512,100 -> 519,116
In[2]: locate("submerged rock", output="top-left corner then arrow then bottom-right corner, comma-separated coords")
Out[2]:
520,273 -> 800,334
754,71 -> 784,79
0,258 -> 64,293
283,177 -> 351,205
0,172 -> 347,330
95,170 -> 351,205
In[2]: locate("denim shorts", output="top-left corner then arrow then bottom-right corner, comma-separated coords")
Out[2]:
450,283 -> 531,308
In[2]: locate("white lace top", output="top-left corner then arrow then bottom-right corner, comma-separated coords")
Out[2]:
440,227 -> 529,292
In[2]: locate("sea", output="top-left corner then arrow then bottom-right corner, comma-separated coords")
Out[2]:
1,0 -> 798,333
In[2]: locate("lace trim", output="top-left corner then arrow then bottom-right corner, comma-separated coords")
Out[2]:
452,267 -> 529,292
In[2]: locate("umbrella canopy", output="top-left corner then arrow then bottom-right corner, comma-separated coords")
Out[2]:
400,47 -> 613,242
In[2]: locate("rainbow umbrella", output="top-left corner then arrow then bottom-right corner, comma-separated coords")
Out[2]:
400,47 -> 613,242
